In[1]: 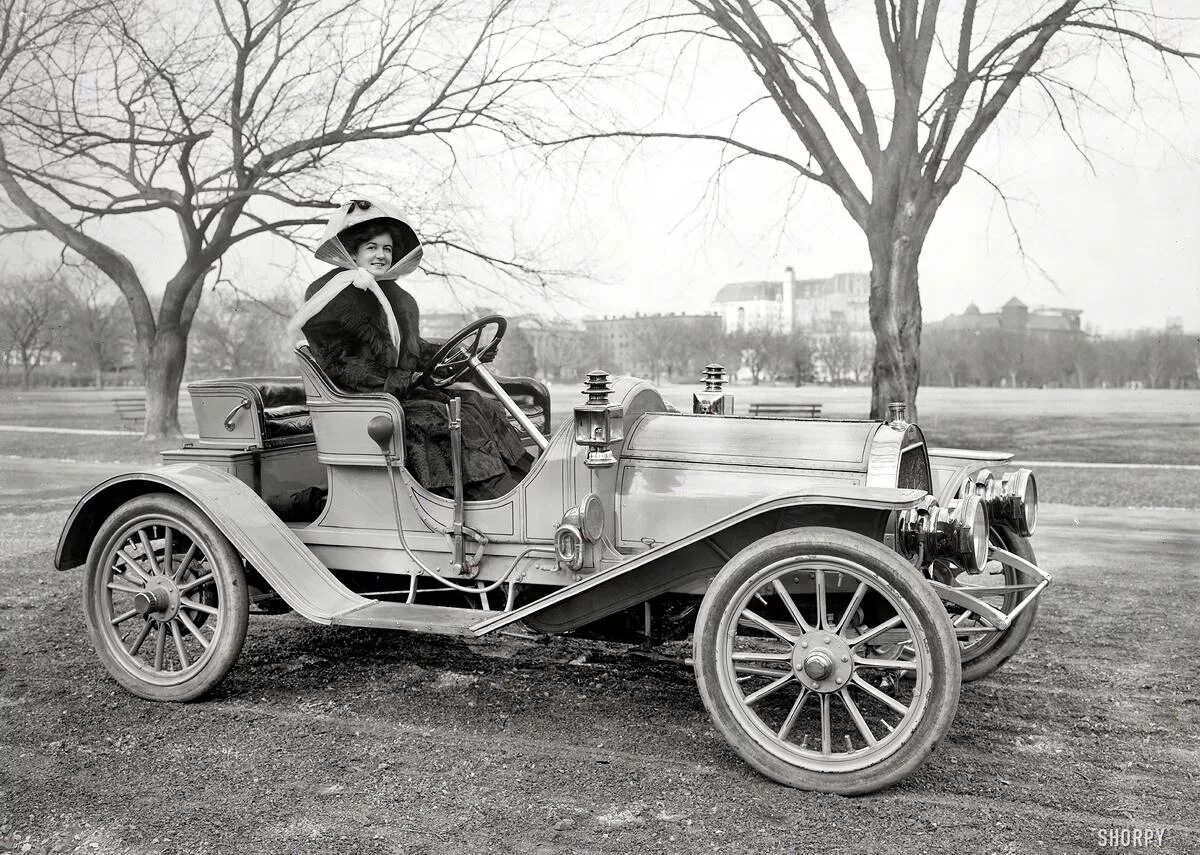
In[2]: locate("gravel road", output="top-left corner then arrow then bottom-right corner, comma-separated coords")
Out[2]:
1,457 -> 1198,855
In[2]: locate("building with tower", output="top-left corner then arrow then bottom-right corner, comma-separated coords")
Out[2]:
930,297 -> 1084,336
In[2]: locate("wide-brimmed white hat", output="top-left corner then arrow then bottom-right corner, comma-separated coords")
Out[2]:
314,198 -> 423,278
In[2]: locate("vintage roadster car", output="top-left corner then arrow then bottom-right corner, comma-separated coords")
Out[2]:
55,317 -> 1047,795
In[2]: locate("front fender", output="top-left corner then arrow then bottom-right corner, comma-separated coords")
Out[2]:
927,447 -> 1015,506
55,464 -> 369,624
470,485 -> 927,636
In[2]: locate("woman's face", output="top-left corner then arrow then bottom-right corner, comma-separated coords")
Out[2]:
353,231 -> 393,274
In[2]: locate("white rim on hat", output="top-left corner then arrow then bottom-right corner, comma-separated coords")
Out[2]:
314,198 -> 423,279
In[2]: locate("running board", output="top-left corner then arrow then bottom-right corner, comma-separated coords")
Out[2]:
331,601 -> 504,635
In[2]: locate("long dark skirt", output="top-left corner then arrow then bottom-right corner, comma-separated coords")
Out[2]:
400,389 -> 531,500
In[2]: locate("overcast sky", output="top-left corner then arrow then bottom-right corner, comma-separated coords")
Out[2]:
294,2 -> 1200,333
457,1 -> 1200,334
6,2 -> 1199,335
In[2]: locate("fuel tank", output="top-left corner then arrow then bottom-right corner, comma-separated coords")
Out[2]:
614,413 -> 930,548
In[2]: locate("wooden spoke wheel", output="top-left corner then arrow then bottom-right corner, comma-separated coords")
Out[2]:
83,493 -> 249,702
693,527 -> 960,795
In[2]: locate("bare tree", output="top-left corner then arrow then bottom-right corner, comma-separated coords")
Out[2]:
56,262 -> 131,388
632,314 -> 717,383
189,285 -> 297,377
0,273 -> 67,388
816,318 -> 860,384
563,2 -> 1197,417
0,0 -> 597,436
526,325 -> 586,382
784,330 -> 815,385
729,324 -> 786,385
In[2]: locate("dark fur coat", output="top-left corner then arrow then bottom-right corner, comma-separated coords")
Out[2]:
302,269 -> 528,495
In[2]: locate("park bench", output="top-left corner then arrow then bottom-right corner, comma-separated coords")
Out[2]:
113,396 -> 146,431
747,402 -> 822,418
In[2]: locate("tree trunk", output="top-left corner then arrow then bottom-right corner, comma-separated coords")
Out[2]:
21,359 -> 32,390
95,365 -> 104,389
142,327 -> 188,439
867,234 -> 923,422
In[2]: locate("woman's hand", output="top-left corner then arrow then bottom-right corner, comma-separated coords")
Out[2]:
384,367 -> 413,397
477,340 -> 499,363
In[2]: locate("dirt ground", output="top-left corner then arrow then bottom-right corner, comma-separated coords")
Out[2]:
1,459 -> 1199,855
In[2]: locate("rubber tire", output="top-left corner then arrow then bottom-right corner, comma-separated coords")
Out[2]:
693,527 -> 961,795
959,525 -> 1040,683
82,493 -> 249,702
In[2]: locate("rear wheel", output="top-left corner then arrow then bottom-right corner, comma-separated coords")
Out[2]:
83,493 -> 249,702
693,527 -> 960,795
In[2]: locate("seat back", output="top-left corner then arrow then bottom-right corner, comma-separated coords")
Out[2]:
186,376 -> 309,448
295,345 -> 406,466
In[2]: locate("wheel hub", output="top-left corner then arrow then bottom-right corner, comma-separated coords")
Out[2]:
791,631 -> 854,694
131,580 -> 180,621
802,651 -> 833,679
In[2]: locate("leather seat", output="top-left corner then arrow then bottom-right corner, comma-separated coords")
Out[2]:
257,385 -> 312,440
257,383 -> 307,409
263,404 -> 313,438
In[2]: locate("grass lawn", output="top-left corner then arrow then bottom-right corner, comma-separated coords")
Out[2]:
2,383 -> 1197,507
0,386 -> 198,433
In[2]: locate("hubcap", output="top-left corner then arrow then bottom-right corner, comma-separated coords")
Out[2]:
791,631 -> 854,693
133,588 -> 169,616
803,652 -> 832,679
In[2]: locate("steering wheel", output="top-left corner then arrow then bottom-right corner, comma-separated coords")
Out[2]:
419,315 -> 507,389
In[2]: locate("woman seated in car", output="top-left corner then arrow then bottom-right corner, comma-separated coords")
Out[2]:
293,199 -> 531,500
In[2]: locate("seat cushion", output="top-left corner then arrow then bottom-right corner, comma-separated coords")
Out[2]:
263,404 -> 313,438
263,413 -> 313,438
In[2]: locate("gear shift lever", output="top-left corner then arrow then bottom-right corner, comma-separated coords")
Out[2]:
367,415 -> 394,453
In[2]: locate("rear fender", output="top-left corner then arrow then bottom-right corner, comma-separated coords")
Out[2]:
55,464 -> 369,624
472,486 -> 926,636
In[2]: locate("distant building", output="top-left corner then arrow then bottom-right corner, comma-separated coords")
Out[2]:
712,270 -> 872,383
931,297 -> 1084,336
584,312 -> 723,380
711,269 -> 871,336
521,319 -> 588,382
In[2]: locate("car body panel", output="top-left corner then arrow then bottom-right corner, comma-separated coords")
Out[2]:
928,447 -> 1015,505
56,464 -> 370,624
471,485 -> 927,636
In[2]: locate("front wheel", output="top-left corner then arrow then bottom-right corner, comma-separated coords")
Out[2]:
693,527 -> 960,795
954,525 -> 1040,682
83,493 -> 249,702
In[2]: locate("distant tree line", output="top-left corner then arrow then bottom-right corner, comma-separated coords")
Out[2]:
0,266 -> 299,388
6,266 -> 1196,393
920,327 -> 1199,390
574,318 -> 858,387
0,267 -> 137,389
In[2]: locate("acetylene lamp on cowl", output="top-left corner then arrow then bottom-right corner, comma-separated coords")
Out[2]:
693,363 -> 734,415
574,369 -> 624,468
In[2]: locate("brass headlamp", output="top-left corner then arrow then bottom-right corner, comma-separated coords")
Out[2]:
898,495 -> 989,573
962,468 -> 1038,537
